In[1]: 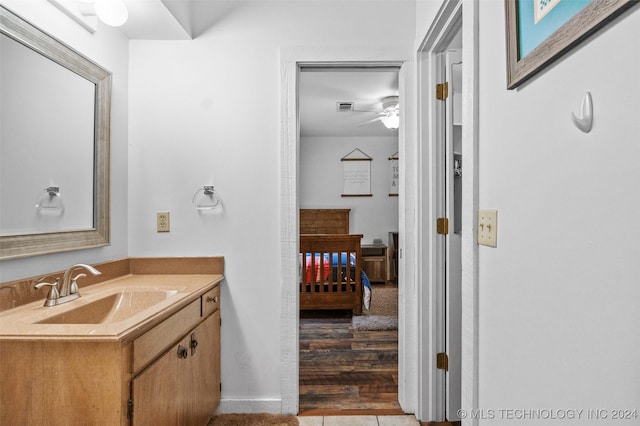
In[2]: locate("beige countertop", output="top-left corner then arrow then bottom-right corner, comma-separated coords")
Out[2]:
0,273 -> 223,343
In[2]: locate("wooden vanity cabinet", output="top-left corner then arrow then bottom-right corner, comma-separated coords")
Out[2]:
129,285 -> 221,425
0,282 -> 221,426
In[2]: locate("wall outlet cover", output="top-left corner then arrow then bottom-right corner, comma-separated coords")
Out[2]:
157,211 -> 170,232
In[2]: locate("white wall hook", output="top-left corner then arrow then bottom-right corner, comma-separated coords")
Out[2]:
571,92 -> 593,133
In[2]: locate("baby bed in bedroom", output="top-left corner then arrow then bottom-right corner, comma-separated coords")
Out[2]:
299,209 -> 368,315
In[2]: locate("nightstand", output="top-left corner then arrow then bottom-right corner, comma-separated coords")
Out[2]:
361,244 -> 387,283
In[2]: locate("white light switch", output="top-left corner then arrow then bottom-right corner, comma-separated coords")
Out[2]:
478,209 -> 498,247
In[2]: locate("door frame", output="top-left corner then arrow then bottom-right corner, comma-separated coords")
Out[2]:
416,0 -> 479,422
279,48 -> 416,415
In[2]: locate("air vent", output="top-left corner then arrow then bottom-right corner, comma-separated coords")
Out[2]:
336,102 -> 354,112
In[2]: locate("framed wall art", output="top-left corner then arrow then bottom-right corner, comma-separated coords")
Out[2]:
388,152 -> 399,197
341,148 -> 372,197
505,0 -> 637,89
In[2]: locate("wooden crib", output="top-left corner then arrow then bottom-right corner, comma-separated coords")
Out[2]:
299,209 -> 363,315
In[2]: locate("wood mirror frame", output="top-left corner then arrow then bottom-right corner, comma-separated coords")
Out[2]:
0,6 -> 111,259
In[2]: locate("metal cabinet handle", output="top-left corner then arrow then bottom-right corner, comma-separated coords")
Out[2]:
190,333 -> 198,356
177,345 -> 188,359
206,296 -> 218,303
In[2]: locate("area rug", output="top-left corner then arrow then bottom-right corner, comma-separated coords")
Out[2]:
208,413 -> 299,426
352,314 -> 398,331
364,286 -> 398,317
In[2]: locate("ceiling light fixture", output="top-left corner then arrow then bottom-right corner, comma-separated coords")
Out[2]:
381,110 -> 400,130
380,96 -> 400,130
94,0 -> 128,26
79,0 -> 129,27
47,0 -> 128,33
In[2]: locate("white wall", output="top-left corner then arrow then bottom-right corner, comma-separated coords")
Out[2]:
300,136 -> 399,243
473,2 -> 640,423
128,1 -> 415,411
0,1 -> 129,281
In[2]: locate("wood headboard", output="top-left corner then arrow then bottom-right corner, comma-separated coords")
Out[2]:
300,209 -> 350,234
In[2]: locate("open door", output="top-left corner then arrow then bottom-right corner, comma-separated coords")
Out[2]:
445,49 -> 462,422
435,47 -> 462,422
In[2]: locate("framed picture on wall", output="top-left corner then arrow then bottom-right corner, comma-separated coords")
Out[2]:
388,152 -> 399,197
505,0 -> 637,89
341,148 -> 373,197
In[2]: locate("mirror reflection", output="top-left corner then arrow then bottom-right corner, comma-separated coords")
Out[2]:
0,33 -> 96,235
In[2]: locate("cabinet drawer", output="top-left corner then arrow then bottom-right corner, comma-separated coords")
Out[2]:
133,298 -> 201,374
202,285 -> 220,317
362,247 -> 386,256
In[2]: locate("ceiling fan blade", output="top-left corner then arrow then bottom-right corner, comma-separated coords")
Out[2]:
356,117 -> 383,127
351,109 -> 381,113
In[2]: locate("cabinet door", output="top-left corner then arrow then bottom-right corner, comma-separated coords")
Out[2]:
131,335 -> 190,425
188,312 -> 220,424
363,256 -> 386,283
132,313 -> 220,426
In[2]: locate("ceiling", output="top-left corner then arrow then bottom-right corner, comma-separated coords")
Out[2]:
299,68 -> 400,138
47,0 -> 193,39
47,1 -> 401,138
118,0 -> 192,40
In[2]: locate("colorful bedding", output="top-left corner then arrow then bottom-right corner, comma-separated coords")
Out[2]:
302,252 -> 371,308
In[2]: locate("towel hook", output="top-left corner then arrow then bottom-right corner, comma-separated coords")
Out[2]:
571,92 -> 593,133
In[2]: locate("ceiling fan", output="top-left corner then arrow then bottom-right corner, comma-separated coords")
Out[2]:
338,96 -> 399,130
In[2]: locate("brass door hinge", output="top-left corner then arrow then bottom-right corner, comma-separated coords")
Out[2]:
436,82 -> 449,100
436,217 -> 449,235
436,352 -> 449,371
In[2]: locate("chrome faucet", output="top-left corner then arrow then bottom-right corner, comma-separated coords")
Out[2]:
34,263 -> 101,307
60,264 -> 101,298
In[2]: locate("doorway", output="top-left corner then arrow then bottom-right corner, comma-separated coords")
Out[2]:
297,66 -> 401,415
416,0 -> 479,422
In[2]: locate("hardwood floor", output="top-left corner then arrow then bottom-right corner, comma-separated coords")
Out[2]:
299,314 -> 401,416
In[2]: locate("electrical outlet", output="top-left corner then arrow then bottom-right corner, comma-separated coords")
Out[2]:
157,211 -> 170,232
478,209 -> 497,247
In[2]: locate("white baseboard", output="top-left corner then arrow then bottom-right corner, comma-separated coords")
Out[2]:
216,398 -> 283,414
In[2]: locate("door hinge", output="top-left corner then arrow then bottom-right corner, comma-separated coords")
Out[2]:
127,398 -> 133,420
436,82 -> 449,100
436,352 -> 449,371
436,217 -> 449,235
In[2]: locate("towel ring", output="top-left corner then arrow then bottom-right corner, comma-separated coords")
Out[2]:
35,186 -> 65,215
192,186 -> 220,210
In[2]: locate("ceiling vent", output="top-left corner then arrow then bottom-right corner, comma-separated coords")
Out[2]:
336,102 -> 355,112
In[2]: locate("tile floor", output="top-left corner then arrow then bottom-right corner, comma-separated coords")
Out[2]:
297,415 -> 420,426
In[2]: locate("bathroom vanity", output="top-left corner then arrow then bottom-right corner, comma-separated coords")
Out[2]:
0,257 -> 223,425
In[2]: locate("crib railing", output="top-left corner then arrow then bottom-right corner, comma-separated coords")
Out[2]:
299,234 -> 363,315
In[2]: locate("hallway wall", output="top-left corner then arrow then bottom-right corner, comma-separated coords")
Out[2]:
473,3 -> 640,422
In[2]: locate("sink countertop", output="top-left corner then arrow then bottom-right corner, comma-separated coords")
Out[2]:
0,273 -> 223,343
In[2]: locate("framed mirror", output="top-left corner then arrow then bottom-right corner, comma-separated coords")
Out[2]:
0,6 -> 111,259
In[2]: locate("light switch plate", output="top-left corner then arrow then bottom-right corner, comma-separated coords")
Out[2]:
157,211 -> 170,232
478,209 -> 497,247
